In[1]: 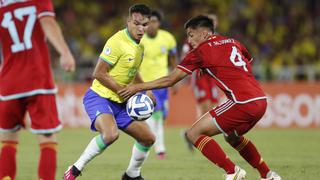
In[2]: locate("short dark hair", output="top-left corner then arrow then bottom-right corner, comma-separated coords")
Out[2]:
129,4 -> 151,17
184,15 -> 215,33
150,10 -> 162,22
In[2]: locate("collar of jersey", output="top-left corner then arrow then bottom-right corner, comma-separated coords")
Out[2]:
125,28 -> 139,45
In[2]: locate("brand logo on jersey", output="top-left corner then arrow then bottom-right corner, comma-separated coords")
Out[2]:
161,46 -> 167,54
128,57 -> 135,61
104,47 -> 111,56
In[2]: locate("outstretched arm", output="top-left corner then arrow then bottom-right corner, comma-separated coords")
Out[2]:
118,68 -> 188,100
40,16 -> 75,72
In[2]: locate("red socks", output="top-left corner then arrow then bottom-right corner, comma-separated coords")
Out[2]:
38,142 -> 57,180
0,141 -> 18,180
231,136 -> 270,178
195,135 -> 235,174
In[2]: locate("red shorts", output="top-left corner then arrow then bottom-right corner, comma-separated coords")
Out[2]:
0,94 -> 61,134
209,99 -> 267,136
194,73 -> 219,104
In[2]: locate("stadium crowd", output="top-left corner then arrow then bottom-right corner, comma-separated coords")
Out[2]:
53,0 -> 320,82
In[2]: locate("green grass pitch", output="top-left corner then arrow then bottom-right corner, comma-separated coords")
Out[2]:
15,127 -> 320,180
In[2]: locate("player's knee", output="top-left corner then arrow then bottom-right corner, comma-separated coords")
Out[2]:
185,129 -> 197,144
101,130 -> 119,144
140,133 -> 155,147
43,133 -> 53,137
224,132 -> 240,146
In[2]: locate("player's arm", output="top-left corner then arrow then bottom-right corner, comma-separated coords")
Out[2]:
118,68 -> 187,100
92,59 -> 123,93
134,72 -> 157,104
133,72 -> 144,84
240,43 -> 253,64
40,16 -> 75,72
168,48 -> 178,69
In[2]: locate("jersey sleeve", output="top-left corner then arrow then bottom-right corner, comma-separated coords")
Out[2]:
239,43 -> 253,63
177,50 -> 201,74
36,0 -> 55,18
99,37 -> 122,66
167,32 -> 177,55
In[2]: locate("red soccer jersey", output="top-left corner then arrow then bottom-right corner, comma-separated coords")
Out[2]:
178,35 -> 266,104
0,0 -> 56,100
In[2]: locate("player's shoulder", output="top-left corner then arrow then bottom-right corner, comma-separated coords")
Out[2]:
158,29 -> 175,39
106,29 -> 126,45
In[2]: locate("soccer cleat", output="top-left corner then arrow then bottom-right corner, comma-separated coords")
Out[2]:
63,165 -> 81,180
182,130 -> 195,152
156,152 -> 166,160
121,172 -> 144,180
261,171 -> 281,180
225,166 -> 246,180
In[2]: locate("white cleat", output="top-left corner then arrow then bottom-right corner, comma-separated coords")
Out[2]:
225,166 -> 246,180
261,171 -> 281,180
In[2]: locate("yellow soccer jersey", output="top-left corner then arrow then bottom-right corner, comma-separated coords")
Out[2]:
91,29 -> 144,103
139,29 -> 177,81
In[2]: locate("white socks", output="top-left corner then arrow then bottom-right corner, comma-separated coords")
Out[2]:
146,113 -> 165,153
74,135 -> 107,171
126,142 -> 150,177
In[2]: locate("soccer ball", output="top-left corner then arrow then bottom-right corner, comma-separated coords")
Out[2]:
126,93 -> 154,121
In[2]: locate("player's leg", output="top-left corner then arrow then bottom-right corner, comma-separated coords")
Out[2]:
0,132 -> 19,180
79,114 -> 118,166
185,112 -> 237,175
0,99 -> 25,179
153,111 -> 165,159
122,121 -> 155,179
37,133 -> 58,180
146,89 -> 166,158
64,89 -> 119,179
153,88 -> 168,159
26,94 -> 62,180
224,100 -> 281,179
183,78 -> 217,152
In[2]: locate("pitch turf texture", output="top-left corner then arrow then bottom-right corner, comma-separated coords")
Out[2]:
15,128 -> 319,180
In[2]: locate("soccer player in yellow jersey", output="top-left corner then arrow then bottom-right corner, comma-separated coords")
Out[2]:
64,4 -> 154,180
139,10 -> 177,160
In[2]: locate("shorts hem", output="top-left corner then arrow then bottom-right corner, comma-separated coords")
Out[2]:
120,120 -> 134,130
212,117 -> 228,137
0,125 -> 22,133
30,124 -> 63,134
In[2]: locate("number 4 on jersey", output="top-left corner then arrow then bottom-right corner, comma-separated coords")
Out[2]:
229,46 -> 248,72
1,6 -> 36,53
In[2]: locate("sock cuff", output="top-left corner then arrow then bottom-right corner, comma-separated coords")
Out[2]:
1,141 -> 18,148
195,135 -> 212,152
235,137 -> 249,151
152,111 -> 163,120
95,135 -> 107,150
134,141 -> 151,152
39,142 -> 57,151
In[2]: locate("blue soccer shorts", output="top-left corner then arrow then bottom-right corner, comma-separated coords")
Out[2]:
152,88 -> 169,117
83,89 -> 133,131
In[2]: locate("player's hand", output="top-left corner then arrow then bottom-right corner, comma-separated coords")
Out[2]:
60,51 -> 76,72
118,85 -> 139,100
146,90 -> 156,106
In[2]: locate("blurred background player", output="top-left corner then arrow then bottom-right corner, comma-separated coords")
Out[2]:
118,15 -> 281,180
63,4 -> 155,180
0,0 -> 75,179
140,10 -> 178,160
180,14 -> 220,151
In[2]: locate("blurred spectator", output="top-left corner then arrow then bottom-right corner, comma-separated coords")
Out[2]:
52,0 -> 320,82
